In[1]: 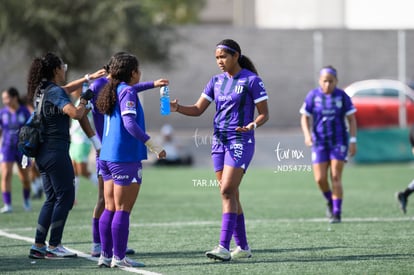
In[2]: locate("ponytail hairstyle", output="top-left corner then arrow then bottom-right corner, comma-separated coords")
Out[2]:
103,51 -> 128,73
96,53 -> 139,115
216,39 -> 258,75
5,87 -> 24,106
27,52 -> 64,102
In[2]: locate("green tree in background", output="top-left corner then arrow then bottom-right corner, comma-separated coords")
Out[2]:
0,0 -> 205,68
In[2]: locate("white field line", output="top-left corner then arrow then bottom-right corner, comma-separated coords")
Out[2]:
3,216 -> 414,233
0,230 -> 162,275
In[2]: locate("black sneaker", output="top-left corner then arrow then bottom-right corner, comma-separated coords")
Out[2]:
329,213 -> 341,224
396,192 -> 407,214
29,245 -> 47,259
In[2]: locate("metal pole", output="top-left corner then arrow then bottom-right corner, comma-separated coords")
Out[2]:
313,31 -> 323,86
398,30 -> 407,128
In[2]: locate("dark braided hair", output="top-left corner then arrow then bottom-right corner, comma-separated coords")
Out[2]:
96,53 -> 139,115
27,52 -> 63,102
216,39 -> 258,75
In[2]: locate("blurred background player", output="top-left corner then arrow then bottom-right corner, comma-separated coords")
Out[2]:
69,87 -> 99,204
396,125 -> 414,213
300,65 -> 357,224
0,87 -> 32,213
154,124 -> 193,166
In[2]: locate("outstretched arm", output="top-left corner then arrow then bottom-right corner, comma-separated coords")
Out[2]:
63,69 -> 107,94
170,96 -> 211,117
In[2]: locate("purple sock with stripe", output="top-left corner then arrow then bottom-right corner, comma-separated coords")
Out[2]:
323,190 -> 332,204
333,198 -> 342,215
23,188 -> 30,201
112,210 -> 130,260
99,209 -> 114,258
219,213 -> 237,250
2,191 -> 11,205
92,217 -> 100,244
233,213 -> 249,250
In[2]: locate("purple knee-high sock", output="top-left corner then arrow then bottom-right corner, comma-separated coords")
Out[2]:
2,192 -> 11,205
23,188 -> 30,201
323,190 -> 332,204
219,213 -> 237,250
332,198 -> 342,215
92,217 -> 100,244
99,209 -> 114,258
233,213 -> 249,250
112,210 -> 130,260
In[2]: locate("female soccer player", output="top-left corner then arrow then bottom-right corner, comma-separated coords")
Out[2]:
300,65 -> 357,223
95,52 -> 166,268
0,87 -> 31,213
88,52 -> 168,258
27,52 -> 103,259
171,39 -> 269,261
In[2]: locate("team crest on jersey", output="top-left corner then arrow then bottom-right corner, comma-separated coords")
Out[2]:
335,97 -> 342,108
234,85 -> 244,94
125,101 -> 135,108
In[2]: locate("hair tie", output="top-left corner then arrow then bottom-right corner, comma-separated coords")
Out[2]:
320,68 -> 337,77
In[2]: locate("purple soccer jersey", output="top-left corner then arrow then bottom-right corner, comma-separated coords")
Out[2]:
300,87 -> 356,146
202,68 -> 268,141
0,106 -> 30,150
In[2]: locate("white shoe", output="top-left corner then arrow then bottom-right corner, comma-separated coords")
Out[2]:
97,255 -> 111,268
205,245 -> 231,261
91,242 -> 101,257
231,246 -> 252,259
111,257 -> 145,268
46,245 -> 77,258
0,204 -> 12,213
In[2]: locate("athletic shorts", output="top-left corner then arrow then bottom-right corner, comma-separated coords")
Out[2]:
0,145 -> 27,164
69,142 -> 91,163
312,144 -> 348,164
211,138 -> 255,173
100,160 -> 143,186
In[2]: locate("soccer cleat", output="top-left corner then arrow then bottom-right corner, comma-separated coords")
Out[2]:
205,245 -> 231,261
396,192 -> 407,214
125,247 -> 135,255
91,242 -> 101,257
0,204 -> 12,214
97,255 -> 111,268
231,246 -> 252,259
46,245 -> 77,258
326,201 -> 333,218
111,257 -> 145,268
29,245 -> 47,259
329,213 -> 341,224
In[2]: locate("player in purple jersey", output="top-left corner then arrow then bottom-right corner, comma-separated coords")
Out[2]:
95,53 -> 166,268
300,66 -> 357,224
0,87 -> 31,213
88,52 -> 168,258
171,39 -> 269,261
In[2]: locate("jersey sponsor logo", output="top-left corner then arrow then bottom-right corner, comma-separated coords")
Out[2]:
335,97 -> 343,108
218,95 -> 232,101
125,101 -> 136,108
113,174 -> 130,180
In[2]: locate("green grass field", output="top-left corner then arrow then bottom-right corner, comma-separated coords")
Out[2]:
1,164 -> 414,274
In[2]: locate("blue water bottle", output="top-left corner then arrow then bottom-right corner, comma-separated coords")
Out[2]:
160,85 -> 170,116
82,81 -> 89,94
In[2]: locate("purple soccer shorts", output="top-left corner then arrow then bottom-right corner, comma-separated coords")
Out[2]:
311,144 -> 348,164
100,160 -> 143,185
